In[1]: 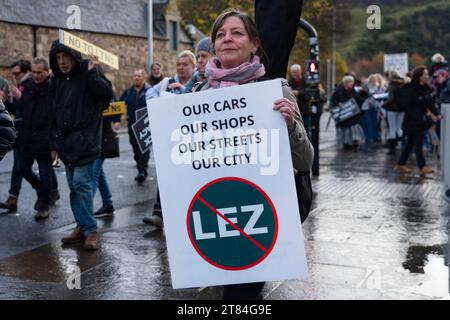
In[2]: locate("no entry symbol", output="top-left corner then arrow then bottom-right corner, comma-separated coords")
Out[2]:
187,177 -> 278,270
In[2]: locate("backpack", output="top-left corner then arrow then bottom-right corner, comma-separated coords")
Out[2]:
194,77 -> 313,223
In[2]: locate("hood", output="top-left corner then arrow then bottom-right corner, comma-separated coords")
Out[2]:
49,40 -> 83,77
390,76 -> 405,86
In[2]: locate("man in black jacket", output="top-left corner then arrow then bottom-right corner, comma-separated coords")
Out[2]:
49,40 -> 113,250
16,58 -> 59,220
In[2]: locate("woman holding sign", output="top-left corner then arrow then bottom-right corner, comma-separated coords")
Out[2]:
197,9 -> 314,300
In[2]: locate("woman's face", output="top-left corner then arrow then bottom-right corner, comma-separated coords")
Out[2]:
196,51 -> 213,74
214,16 -> 257,69
151,64 -> 162,77
177,56 -> 194,80
420,69 -> 429,85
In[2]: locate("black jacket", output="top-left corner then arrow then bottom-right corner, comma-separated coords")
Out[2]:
330,84 -> 365,127
17,76 -> 52,158
438,78 -> 450,105
398,83 -> 440,136
49,40 -> 113,167
288,79 -> 309,117
101,114 -> 120,159
0,100 -> 15,161
383,76 -> 405,112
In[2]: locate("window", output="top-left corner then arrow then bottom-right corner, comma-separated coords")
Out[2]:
170,20 -> 178,51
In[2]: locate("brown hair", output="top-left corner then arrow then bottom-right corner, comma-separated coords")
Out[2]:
211,9 -> 264,60
411,66 -> 427,86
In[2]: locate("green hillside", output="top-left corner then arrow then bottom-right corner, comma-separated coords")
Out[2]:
336,0 -> 450,70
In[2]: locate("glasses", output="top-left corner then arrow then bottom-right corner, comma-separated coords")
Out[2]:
12,72 -> 23,77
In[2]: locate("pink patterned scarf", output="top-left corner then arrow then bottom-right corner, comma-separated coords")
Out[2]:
205,56 -> 266,88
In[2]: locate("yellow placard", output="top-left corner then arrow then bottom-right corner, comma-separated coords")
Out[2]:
103,101 -> 126,116
59,29 -> 119,70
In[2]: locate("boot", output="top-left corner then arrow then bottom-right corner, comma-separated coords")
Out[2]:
61,226 -> 85,244
50,190 -> 60,205
84,232 -> 100,251
0,197 -> 18,212
135,171 -> 146,184
386,139 -> 396,155
420,166 -> 434,176
395,165 -> 412,174
35,206 -> 49,221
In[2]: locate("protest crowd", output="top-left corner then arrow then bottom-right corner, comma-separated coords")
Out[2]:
0,0 -> 449,300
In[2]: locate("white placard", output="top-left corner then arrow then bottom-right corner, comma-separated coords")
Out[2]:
384,53 -> 409,77
147,79 -> 308,289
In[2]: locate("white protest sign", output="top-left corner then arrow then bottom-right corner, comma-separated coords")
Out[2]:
384,53 -> 409,77
147,79 -> 308,289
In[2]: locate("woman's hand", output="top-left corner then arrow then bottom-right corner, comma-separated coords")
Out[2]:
273,98 -> 296,133
168,83 -> 184,90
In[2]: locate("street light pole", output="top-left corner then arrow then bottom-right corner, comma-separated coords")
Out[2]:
147,0 -> 153,74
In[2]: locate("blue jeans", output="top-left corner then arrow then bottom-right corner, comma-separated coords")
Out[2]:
65,162 -> 97,236
362,109 -> 380,142
8,148 -> 40,198
21,155 -> 53,205
92,158 -> 113,206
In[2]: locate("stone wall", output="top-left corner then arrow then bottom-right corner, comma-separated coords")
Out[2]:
0,21 -> 194,96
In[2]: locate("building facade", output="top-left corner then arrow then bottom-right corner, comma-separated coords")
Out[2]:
0,0 -> 196,96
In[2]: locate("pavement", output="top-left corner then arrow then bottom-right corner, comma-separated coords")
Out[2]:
0,112 -> 449,300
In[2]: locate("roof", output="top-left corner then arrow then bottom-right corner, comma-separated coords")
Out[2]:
0,0 -> 191,41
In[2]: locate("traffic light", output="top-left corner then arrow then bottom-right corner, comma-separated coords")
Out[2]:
305,60 -> 320,86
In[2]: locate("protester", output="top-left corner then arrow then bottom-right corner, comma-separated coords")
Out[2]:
6,60 -> 32,115
0,60 -> 42,213
435,69 -> 450,106
430,53 -> 448,76
186,37 -> 215,90
330,75 -> 365,151
288,64 -> 310,138
143,50 -> 197,229
383,70 -> 407,155
49,40 -> 113,250
361,74 -> 384,147
15,57 -> 59,220
0,77 -> 15,162
120,69 -> 151,184
196,9 -> 313,300
395,66 -> 443,176
147,50 -> 197,97
147,62 -> 164,86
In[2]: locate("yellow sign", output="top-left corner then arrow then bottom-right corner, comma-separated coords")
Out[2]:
103,101 -> 126,116
59,29 -> 119,70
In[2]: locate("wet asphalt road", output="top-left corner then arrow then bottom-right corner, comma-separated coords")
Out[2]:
0,113 -> 449,300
